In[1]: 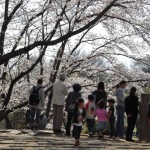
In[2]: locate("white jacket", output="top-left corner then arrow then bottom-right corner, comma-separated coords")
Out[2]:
52,80 -> 68,106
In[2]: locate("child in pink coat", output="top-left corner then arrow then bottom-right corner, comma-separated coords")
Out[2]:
95,100 -> 108,139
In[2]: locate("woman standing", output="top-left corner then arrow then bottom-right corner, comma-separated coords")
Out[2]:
125,87 -> 139,142
65,84 -> 82,136
92,82 -> 107,108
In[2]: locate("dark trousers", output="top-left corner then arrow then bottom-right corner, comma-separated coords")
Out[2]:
126,115 -> 137,140
86,118 -> 95,134
116,105 -> 125,137
66,112 -> 73,135
73,125 -> 82,140
30,108 -> 41,124
109,117 -> 117,137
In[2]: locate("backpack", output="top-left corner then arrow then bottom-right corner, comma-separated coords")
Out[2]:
29,86 -> 42,106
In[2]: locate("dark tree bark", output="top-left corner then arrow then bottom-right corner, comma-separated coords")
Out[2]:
0,0 -> 118,65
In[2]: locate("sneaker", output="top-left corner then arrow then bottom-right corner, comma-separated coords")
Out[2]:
75,140 -> 80,146
34,126 -> 39,131
126,138 -> 135,142
88,134 -> 93,138
33,129 -> 39,134
120,136 -> 125,139
66,134 -> 70,137
53,130 -> 63,134
57,130 -> 64,134
130,139 -> 135,142
114,136 -> 120,140
98,135 -> 104,139
30,126 -> 34,131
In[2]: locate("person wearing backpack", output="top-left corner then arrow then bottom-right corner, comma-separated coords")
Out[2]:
92,82 -> 107,108
65,83 -> 82,136
29,78 -> 45,131
52,73 -> 68,134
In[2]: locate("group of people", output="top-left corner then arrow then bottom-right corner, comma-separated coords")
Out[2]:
28,74 -> 139,146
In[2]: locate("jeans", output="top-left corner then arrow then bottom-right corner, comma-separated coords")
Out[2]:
30,108 -> 41,124
116,105 -> 125,137
109,117 -> 117,137
73,125 -> 82,140
86,118 -> 95,135
126,115 -> 137,140
66,112 -> 73,135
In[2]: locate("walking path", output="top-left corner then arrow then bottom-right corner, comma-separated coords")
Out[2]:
0,130 -> 149,150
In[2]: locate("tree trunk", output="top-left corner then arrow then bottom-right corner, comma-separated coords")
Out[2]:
0,101 -> 28,122
46,90 -> 53,118
40,58 -> 43,76
27,52 -> 30,83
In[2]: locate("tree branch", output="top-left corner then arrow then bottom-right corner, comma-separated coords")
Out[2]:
0,0 -> 118,65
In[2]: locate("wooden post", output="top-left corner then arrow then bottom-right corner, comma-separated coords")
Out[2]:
139,93 -> 150,142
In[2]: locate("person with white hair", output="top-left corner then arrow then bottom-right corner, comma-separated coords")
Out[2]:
52,73 -> 68,134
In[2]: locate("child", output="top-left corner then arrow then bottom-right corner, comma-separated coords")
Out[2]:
85,94 -> 96,138
95,100 -> 108,139
108,99 -> 118,139
72,98 -> 86,146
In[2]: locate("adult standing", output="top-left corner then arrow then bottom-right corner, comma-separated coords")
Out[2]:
125,87 -> 139,142
92,82 -> 107,108
29,78 -> 45,131
52,73 -> 68,134
116,80 -> 127,138
65,83 -> 82,136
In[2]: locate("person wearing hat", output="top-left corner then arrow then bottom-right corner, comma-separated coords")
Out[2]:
108,99 -> 118,139
65,83 -> 82,136
52,73 -> 68,134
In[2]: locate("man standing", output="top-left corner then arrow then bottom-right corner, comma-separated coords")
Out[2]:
52,73 -> 68,133
116,80 -> 127,138
29,78 -> 45,131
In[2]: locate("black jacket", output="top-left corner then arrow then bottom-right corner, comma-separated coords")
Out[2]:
65,91 -> 81,112
92,90 -> 107,106
125,95 -> 139,116
72,107 -> 86,124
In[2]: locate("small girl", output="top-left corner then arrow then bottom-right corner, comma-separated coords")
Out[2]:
95,100 -> 108,139
72,98 -> 86,146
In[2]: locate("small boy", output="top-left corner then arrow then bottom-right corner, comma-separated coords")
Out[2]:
72,98 -> 86,146
85,94 -> 96,138
108,99 -> 118,139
